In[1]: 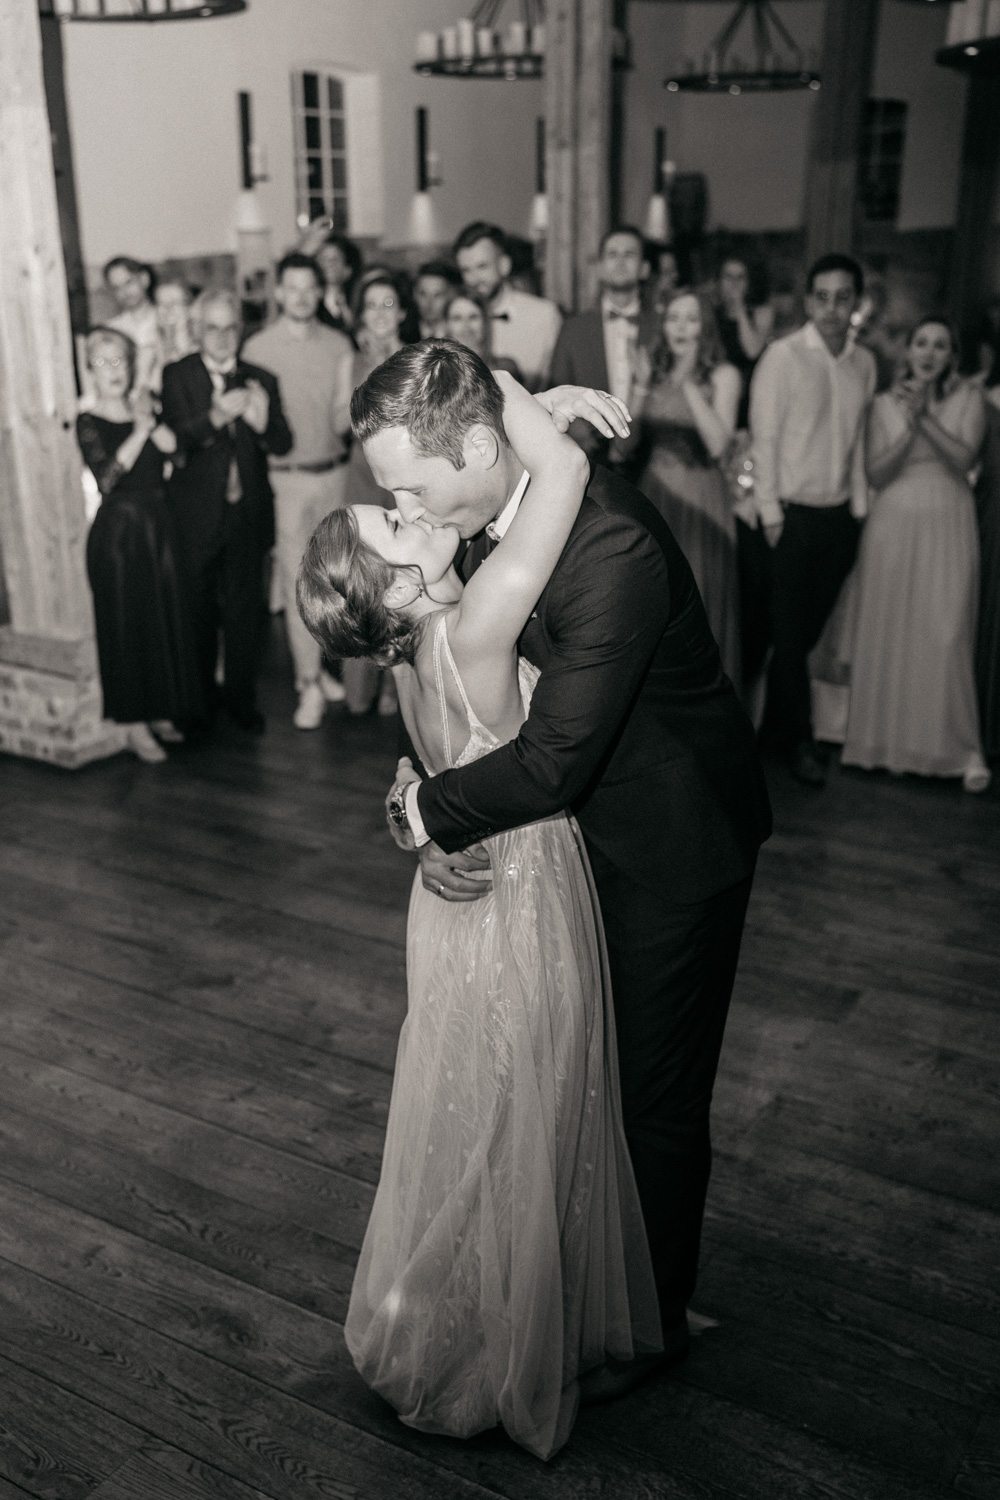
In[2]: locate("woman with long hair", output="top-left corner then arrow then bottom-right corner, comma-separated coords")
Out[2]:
443,289 -> 523,381
77,327 -> 203,760
296,361 -> 660,1459
843,317 -> 990,790
714,253 -> 774,429
617,288 -> 742,687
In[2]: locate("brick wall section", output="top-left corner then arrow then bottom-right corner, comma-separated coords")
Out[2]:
0,661 -> 126,769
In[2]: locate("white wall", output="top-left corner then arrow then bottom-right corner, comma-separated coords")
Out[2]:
621,0 -> 965,234
62,0 -> 543,270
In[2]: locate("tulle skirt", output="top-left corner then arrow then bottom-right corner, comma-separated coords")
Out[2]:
344,813 -> 661,1461
843,458 -> 983,776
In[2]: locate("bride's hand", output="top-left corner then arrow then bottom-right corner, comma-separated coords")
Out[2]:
532,383 -> 631,440
419,840 -> 492,901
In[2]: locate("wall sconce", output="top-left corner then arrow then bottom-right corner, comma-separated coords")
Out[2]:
529,116 -> 548,240
406,106 -> 442,246
238,90 -> 268,187
644,127 -> 675,244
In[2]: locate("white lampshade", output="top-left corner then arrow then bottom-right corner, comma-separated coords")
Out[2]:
405,191 -> 441,247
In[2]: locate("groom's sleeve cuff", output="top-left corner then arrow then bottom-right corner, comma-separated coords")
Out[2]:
405,782 -> 430,847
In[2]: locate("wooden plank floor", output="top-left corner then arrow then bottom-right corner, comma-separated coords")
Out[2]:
0,620 -> 997,1500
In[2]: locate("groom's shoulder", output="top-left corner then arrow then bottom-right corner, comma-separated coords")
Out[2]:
575,463 -> 667,550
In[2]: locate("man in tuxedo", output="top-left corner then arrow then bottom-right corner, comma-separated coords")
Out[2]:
549,225 -> 659,469
162,288 -> 292,731
355,343 -> 772,1398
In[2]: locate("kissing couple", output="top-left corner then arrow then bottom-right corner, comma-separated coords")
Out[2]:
297,342 -> 771,1461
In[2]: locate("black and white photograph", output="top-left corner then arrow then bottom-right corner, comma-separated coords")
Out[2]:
0,0 -> 997,1495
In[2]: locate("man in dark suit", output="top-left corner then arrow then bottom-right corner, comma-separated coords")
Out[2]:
162,288 -> 292,731
355,343 -> 772,1398
549,225 -> 660,469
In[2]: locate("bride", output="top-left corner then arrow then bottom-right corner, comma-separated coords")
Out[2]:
296,366 -> 661,1460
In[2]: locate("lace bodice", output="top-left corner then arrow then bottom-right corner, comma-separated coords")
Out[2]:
432,613 -> 539,770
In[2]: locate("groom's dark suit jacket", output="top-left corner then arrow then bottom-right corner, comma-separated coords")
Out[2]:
412,464 -> 772,903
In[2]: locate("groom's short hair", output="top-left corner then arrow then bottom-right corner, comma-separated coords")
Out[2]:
350,339 -> 507,470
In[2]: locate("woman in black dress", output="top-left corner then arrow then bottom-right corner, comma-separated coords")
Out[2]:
77,327 -> 203,761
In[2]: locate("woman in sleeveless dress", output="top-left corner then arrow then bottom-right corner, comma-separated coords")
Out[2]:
974,366 -> 1000,761
617,289 -> 743,689
77,327 -> 203,762
297,372 -> 661,1460
842,318 -> 990,792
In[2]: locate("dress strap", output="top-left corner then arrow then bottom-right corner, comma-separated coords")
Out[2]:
431,613 -> 495,770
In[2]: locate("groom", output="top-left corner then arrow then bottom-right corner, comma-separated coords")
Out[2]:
355,342 -> 772,1396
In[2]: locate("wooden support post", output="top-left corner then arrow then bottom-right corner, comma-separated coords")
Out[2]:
804,0 -> 879,264
544,0 -> 613,312
0,0 -> 122,766
948,75 -> 1000,349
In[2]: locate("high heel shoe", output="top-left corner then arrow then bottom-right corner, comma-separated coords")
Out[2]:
126,723 -> 168,764
150,720 -> 184,744
963,756 -> 991,794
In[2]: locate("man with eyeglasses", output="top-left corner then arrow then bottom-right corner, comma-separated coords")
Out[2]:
161,288 -> 292,733
749,253 -> 876,785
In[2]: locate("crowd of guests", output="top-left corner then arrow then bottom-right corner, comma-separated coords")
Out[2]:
78,225 -> 998,794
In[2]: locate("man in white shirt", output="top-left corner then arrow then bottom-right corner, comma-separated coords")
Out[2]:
549,225 -> 659,467
454,222 -> 561,392
749,253 -> 876,785
244,253 -> 355,729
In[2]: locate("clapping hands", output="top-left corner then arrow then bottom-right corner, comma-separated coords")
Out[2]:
891,374 -> 926,425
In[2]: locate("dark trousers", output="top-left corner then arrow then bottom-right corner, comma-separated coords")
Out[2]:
735,515 -> 772,687
183,507 -> 266,722
762,501 -> 859,749
588,844 -> 755,1333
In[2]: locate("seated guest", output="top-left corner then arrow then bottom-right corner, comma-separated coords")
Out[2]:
150,278 -> 196,392
161,288 -> 292,733
714,253 -> 774,430
244,253 -> 354,730
77,328 -> 202,761
975,340 -> 1000,761
454,221 -> 561,391
443,291 -> 522,381
616,289 -> 742,688
549,225 -> 659,466
104,256 -> 160,394
414,260 -> 463,339
842,318 -> 990,792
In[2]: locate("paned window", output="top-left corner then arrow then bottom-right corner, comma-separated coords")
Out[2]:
858,99 -> 908,224
292,70 -> 349,230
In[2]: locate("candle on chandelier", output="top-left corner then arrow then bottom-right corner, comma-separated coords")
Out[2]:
476,26 -> 494,57
442,26 -> 459,58
506,20 -> 527,55
457,17 -> 476,58
416,30 -> 438,62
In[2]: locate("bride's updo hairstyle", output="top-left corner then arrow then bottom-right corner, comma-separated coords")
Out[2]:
296,508 -> 423,668
350,338 -> 507,467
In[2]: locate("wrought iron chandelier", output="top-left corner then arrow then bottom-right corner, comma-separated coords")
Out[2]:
934,0 -> 1000,75
414,0 -> 545,80
663,0 -> 820,95
51,0 -> 245,20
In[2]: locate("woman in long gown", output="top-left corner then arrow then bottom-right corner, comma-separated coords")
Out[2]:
297,370 -> 661,1460
77,327 -> 203,762
842,318 -> 990,791
618,289 -> 743,689
974,373 -> 1000,760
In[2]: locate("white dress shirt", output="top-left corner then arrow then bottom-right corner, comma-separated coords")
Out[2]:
601,294 -> 642,406
404,470 -> 531,845
489,285 -> 562,392
749,322 -> 877,527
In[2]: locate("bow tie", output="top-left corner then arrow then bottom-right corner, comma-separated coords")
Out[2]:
490,311 -> 510,321
605,311 -> 639,324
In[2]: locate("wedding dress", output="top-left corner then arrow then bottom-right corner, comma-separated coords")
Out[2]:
344,615 -> 661,1460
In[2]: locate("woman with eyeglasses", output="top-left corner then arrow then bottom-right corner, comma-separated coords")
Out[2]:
77,327 -> 203,761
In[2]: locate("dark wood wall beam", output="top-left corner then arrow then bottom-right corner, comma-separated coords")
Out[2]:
948,74 -> 1000,345
805,0 -> 880,264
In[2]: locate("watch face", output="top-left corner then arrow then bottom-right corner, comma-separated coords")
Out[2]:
389,789 -> 407,826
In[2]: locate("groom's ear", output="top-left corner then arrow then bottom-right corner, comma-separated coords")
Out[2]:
463,423 -> 499,470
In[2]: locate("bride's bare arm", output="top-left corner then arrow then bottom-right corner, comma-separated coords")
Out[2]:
451,372 -> 590,657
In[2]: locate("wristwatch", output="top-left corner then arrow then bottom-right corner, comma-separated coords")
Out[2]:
388,784 -> 410,833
